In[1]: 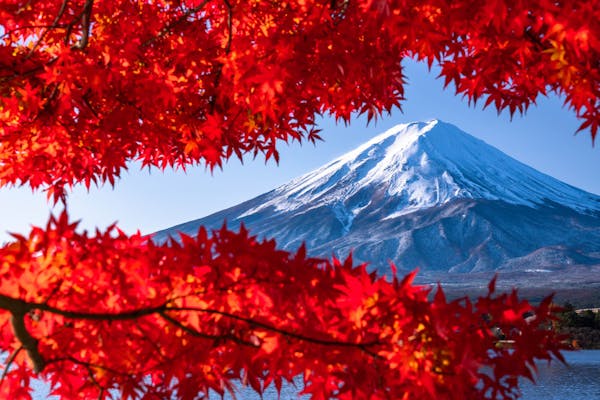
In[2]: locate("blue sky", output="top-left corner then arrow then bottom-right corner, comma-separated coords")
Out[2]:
0,59 -> 597,243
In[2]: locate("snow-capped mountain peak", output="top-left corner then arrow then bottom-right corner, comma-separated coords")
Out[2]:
239,119 -> 599,220
155,120 -> 600,278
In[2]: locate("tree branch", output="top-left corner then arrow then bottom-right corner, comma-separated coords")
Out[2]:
73,0 -> 94,50
33,299 -> 379,349
0,298 -> 46,372
0,292 -> 382,372
9,312 -> 45,373
142,0 -> 211,47
35,301 -> 167,321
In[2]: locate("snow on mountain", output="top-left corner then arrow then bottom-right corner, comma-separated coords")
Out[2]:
239,120 -> 599,221
154,120 -> 600,282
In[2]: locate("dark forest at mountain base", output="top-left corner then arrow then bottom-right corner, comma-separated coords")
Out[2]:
556,305 -> 600,349
440,286 -> 600,309
438,287 -> 600,349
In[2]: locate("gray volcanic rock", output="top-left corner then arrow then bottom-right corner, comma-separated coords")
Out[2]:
154,120 -> 600,286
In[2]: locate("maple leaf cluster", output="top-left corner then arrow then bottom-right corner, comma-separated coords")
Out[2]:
0,0 -> 598,200
0,0 -> 591,398
0,214 -> 565,399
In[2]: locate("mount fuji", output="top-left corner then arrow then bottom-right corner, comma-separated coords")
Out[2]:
154,120 -> 600,292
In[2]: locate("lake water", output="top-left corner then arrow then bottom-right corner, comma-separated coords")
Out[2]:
33,350 -> 599,399
519,350 -> 600,400
226,350 -> 600,399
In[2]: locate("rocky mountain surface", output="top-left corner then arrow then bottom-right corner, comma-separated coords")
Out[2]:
155,120 -> 600,291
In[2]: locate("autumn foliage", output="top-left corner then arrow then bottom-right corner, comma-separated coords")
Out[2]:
0,214 -> 565,399
1,0 -> 597,399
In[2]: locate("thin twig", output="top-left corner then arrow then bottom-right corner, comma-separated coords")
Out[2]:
133,321 -> 167,362
0,24 -> 68,40
0,346 -> 23,387
81,360 -> 106,399
159,311 -> 257,347
0,56 -> 59,84
46,356 -> 129,377
26,0 -> 69,58
83,91 -> 101,119
209,0 -> 233,112
42,279 -> 64,305
223,0 -> 233,55
170,306 -> 381,349
142,0 -> 211,47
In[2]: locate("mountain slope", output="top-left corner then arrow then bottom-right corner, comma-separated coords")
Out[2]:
154,120 -> 600,282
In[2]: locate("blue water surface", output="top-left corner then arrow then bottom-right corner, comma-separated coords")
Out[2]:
33,350 -> 599,399
520,350 -> 600,400
224,351 -> 600,399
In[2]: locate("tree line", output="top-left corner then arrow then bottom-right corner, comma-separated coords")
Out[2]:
557,304 -> 600,349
